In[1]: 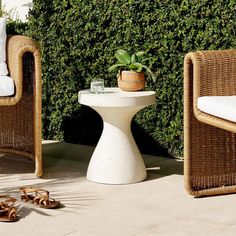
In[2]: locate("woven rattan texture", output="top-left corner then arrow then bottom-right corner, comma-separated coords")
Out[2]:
0,35 -> 42,177
184,49 -> 236,197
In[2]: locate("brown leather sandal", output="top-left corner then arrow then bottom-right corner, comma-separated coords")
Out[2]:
19,187 -> 61,209
0,195 -> 18,222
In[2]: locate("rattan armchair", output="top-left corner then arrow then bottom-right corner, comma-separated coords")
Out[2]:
0,35 -> 42,177
184,49 -> 236,197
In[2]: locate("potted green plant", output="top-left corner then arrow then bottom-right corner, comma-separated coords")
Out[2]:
108,49 -> 155,91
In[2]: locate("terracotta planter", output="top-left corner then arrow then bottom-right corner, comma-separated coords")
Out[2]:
118,71 -> 145,91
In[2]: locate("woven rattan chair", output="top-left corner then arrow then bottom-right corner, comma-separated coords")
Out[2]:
184,49 -> 236,197
0,35 -> 42,177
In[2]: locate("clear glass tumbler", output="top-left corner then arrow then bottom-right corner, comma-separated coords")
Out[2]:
90,79 -> 104,94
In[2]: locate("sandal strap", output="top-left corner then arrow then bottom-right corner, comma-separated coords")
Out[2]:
8,207 -> 17,219
0,202 -> 9,214
0,195 -> 16,207
0,196 -> 17,220
20,187 -> 49,197
34,195 -> 56,205
19,186 -> 60,208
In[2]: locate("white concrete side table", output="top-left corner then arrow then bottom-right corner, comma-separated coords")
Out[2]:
78,87 -> 156,184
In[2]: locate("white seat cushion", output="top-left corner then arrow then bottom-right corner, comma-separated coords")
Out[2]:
197,96 -> 236,122
0,18 -> 8,76
0,18 -> 14,97
0,76 -> 14,96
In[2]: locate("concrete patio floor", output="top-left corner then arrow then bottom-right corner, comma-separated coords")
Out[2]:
1,141 -> 236,236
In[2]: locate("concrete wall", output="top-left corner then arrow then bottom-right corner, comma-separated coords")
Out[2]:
2,0 -> 33,22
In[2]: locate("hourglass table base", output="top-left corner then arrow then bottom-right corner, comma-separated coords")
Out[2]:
78,87 -> 156,184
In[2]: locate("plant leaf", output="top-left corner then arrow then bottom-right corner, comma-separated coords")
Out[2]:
142,64 -> 156,81
129,62 -> 142,72
141,57 -> 155,63
135,51 -> 145,58
115,49 -> 131,64
108,63 -> 126,72
131,53 -> 137,63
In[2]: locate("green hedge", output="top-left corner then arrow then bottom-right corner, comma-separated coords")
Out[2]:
25,0 -> 235,157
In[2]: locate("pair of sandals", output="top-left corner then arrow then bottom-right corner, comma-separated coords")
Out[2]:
0,187 -> 61,222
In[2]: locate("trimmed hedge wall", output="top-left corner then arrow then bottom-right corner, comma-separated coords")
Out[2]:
25,0 -> 235,157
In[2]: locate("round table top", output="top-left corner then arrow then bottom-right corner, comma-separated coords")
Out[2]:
78,87 -> 156,107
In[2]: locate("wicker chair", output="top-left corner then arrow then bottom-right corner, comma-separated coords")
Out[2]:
184,49 -> 236,197
0,35 -> 42,177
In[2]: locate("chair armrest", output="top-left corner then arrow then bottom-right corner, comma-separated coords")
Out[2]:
184,49 -> 236,132
0,35 -> 41,106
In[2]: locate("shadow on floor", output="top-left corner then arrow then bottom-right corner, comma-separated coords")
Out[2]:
0,142 -> 184,219
0,142 -> 183,181
0,175 -> 103,219
0,153 -> 35,174
146,157 -> 183,181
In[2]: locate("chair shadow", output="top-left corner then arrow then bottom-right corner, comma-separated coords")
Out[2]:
41,141 -> 93,179
144,155 -> 184,181
0,153 -> 35,174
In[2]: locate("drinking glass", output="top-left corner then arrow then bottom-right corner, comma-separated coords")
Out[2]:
90,79 -> 104,94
